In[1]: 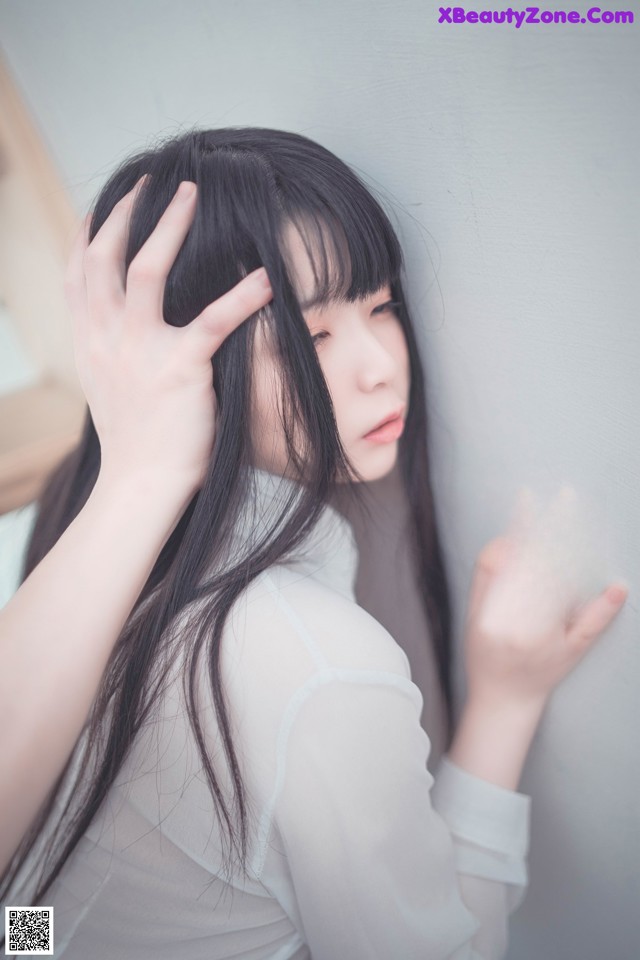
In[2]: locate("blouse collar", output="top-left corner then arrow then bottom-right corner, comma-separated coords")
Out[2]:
236,467 -> 360,601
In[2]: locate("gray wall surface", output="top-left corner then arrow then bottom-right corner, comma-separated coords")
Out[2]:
1,2 -> 638,957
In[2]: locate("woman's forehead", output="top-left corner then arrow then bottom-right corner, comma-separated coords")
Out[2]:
280,221 -> 392,312
281,220 -> 334,306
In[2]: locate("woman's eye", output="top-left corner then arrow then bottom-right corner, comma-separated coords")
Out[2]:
373,300 -> 402,316
311,301 -> 401,346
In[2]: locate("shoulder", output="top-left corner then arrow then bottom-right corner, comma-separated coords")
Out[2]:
224,564 -> 412,687
200,562 -> 422,823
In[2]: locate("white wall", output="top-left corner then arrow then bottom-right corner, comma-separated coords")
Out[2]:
1,2 -> 638,956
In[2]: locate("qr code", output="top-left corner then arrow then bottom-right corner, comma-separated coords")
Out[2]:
5,907 -> 54,955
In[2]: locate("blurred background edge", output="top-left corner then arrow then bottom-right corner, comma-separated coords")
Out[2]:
0,52 -> 85,519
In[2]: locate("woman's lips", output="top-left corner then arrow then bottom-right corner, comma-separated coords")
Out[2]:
363,414 -> 405,444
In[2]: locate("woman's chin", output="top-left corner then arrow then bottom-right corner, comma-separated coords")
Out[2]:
351,444 -> 400,483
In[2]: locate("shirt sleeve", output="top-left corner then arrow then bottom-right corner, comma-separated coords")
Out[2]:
270,669 -> 531,960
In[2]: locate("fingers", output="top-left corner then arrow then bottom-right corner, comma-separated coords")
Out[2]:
566,583 -> 628,651
83,175 -> 149,322
185,267 -> 274,359
124,181 -> 199,325
74,176 -> 272,361
467,537 -> 516,627
508,486 -> 537,544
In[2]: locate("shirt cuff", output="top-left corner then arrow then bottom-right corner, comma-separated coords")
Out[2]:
430,755 -> 532,859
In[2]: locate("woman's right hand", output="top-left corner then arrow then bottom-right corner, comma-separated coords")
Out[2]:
64,176 -> 273,496
462,497 -> 629,711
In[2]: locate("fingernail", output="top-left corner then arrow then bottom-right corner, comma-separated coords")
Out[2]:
254,267 -> 272,291
606,585 -> 627,604
177,181 -> 196,201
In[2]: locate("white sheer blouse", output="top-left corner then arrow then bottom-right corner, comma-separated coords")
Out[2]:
20,468 -> 531,959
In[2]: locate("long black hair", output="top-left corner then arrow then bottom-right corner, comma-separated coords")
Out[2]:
0,126 -> 454,909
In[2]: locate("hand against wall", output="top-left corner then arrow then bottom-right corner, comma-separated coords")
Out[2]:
462,486 -> 629,709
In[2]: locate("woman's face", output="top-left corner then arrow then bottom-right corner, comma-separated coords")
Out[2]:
250,223 -> 411,484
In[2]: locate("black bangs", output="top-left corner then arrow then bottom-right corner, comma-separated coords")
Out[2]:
274,176 -> 404,311
111,127 -> 405,327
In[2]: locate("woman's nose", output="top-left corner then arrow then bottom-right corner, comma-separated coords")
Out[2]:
355,329 -> 400,391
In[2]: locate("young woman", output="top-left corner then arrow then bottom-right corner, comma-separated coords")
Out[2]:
0,127 -> 627,959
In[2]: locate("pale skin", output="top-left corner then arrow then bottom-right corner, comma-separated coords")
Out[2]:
250,220 -> 411,484
0,178 -> 628,875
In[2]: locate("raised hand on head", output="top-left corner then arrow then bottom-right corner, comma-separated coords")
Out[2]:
64,176 -> 274,494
